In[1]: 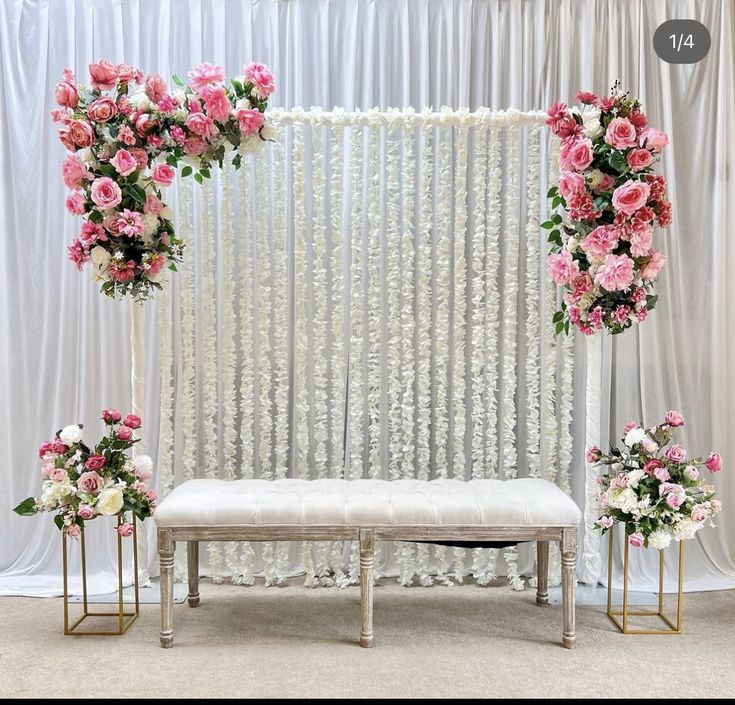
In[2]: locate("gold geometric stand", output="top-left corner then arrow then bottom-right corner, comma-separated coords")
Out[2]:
62,515 -> 139,635
606,523 -> 684,634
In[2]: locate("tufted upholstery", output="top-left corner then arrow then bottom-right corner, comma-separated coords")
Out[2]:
154,478 -> 580,527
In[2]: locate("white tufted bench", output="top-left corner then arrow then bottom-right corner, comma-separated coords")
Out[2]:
155,478 -> 580,649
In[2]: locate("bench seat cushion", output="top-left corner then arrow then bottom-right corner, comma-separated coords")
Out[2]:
154,478 -> 581,527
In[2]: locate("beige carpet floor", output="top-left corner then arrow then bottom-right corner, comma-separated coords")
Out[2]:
2,579 -> 734,699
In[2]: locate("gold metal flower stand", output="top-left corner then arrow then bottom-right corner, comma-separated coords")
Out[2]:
62,516 -> 139,635
606,523 -> 684,634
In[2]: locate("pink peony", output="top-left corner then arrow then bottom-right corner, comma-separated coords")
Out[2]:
151,163 -> 175,186
574,91 -> 598,105
201,85 -> 231,122
145,73 -> 168,103
116,209 -> 144,238
666,444 -> 687,463
627,148 -> 653,171
188,62 -> 225,92
546,250 -> 579,286
135,113 -> 158,137
629,532 -> 644,548
641,127 -> 669,153
243,62 -> 276,99
157,94 -> 179,114
55,79 -> 78,108
77,471 -> 104,494
69,120 -> 95,148
640,249 -> 666,281
110,148 -> 138,176
612,181 -> 651,216
236,108 -> 265,136
183,136 -> 207,156
705,452 -> 722,472
144,194 -> 164,215
89,59 -> 118,90
186,112 -> 218,140
123,414 -> 142,429
116,523 -> 134,537
77,505 -> 95,520
560,137 -> 594,172
116,425 -> 133,441
169,125 -> 186,145
117,125 -> 136,146
580,225 -> 619,258
629,225 -> 652,257
595,253 -> 634,291
557,172 -> 585,200
62,155 -> 88,189
85,455 -> 106,471
88,96 -> 118,123
117,63 -> 136,83
102,408 -> 121,423
586,447 -> 602,463
65,192 -> 87,216
90,177 -> 122,209
664,410 -> 685,427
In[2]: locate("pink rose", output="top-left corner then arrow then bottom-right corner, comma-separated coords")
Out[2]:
55,79 -> 78,108
58,126 -> 76,151
110,148 -> 138,176
116,523 -> 134,537
627,148 -> 653,171
146,488 -> 158,501
586,447 -> 602,463
169,125 -> 186,145
596,515 -> 614,529
69,120 -> 95,148
85,454 -> 106,471
691,505 -> 709,523
183,136 -> 207,156
546,250 -> 579,286
557,172 -> 585,200
640,249 -> 666,281
90,177 -> 122,209
623,421 -> 638,434
243,62 -> 276,99
62,155 -> 88,189
605,117 -> 638,149
594,173 -> 615,193
116,426 -> 133,441
705,452 -> 722,472
666,444 -> 687,463
595,253 -> 634,292
629,225 -> 652,258
87,96 -> 118,123
135,113 -> 158,137
102,408 -> 122,423
65,192 -> 87,215
560,137 -> 593,172
188,62 -> 225,93
629,532 -> 644,548
612,181 -> 651,216
665,492 -> 683,510
684,466 -> 699,481
144,194 -> 164,215
123,414 -> 142,429
66,524 -> 81,538
201,85 -> 231,122
653,466 -> 670,482
580,225 -> 619,258
77,504 -> 95,520
641,127 -> 669,153
145,73 -> 168,103
151,163 -> 175,186
50,439 -> 68,455
88,59 -> 118,90
664,410 -> 685,427
186,112 -> 218,140
49,467 -> 68,483
135,467 -> 153,482
77,471 -> 104,494
117,63 -> 136,83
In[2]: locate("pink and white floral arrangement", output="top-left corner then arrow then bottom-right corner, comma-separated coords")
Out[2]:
544,83 -> 672,335
53,60 -> 276,299
13,409 -> 157,537
590,411 -> 721,549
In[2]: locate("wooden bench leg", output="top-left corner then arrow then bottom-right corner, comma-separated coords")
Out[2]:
536,540 -> 549,605
561,528 -> 577,649
159,528 -> 175,648
187,541 -> 200,607
359,529 -> 374,648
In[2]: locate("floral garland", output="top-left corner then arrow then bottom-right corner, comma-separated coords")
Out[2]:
54,60 -> 275,300
544,84 -> 672,335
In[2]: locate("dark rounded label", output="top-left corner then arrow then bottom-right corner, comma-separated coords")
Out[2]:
653,19 -> 711,64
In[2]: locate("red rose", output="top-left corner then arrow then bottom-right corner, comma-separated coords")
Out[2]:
102,408 -> 122,424
85,454 -> 106,471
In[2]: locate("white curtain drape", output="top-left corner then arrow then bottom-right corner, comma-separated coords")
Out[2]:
1,0 -> 734,596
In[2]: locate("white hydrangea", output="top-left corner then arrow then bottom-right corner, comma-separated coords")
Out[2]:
626,469 -> 647,489
673,519 -> 700,541
624,427 -> 646,447
648,529 -> 673,550
608,487 -> 638,513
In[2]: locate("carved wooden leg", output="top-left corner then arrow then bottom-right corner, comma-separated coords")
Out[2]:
158,528 -> 175,648
561,528 -> 577,649
536,540 -> 549,606
359,529 -> 375,648
187,540 -> 200,607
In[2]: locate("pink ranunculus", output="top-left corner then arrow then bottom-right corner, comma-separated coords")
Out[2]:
186,112 -> 218,140
641,127 -> 669,153
49,467 -> 68,483
560,137 -> 594,172
201,85 -> 231,122
595,253 -> 634,292
77,504 -> 95,520
666,444 -> 687,463
243,62 -> 276,99
629,225 -> 652,257
653,465 -> 670,482
145,73 -> 168,103
146,488 -> 158,501
574,91 -> 598,105
77,471 -> 104,494
55,79 -> 78,108
580,225 -> 619,258
116,522 -> 134,537
546,250 -> 579,286
604,117 -> 637,149
66,524 -> 81,538
50,439 -> 68,455
69,120 -> 95,148
183,136 -> 207,156
188,62 -> 225,92
586,447 -> 602,463
151,163 -> 175,186
65,192 -> 87,216
62,155 -> 88,189
110,148 -> 138,176
123,414 -> 142,429
88,59 -> 118,90
640,249 -> 666,281
130,147 -> 149,171
117,63 -> 136,83
90,177 -> 122,209
691,505 -> 709,523
85,454 -> 106,471
116,425 -> 133,441
116,209 -> 144,238
629,532 -> 644,548
664,410 -> 685,427
102,407 -> 122,423
557,171 -> 585,200
705,452 -> 722,472
627,148 -> 653,171
135,113 -> 158,137
87,96 -> 118,123
612,181 -> 651,216
236,108 -> 265,136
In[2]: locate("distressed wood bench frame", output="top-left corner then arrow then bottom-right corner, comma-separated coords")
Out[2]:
158,524 -> 577,649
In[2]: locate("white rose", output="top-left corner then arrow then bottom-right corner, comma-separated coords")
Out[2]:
59,424 -> 82,446
260,123 -> 277,141
609,488 -> 638,513
641,437 -> 658,454
624,427 -> 646,447
566,236 -> 578,253
128,90 -> 152,111
648,529 -> 672,550
96,487 -> 124,516
584,112 -> 603,140
673,519 -> 700,542
235,97 -> 252,112
174,108 -> 188,122
90,246 -> 111,280
626,469 -> 646,489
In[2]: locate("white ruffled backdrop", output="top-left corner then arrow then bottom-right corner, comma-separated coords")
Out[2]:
1,0 -> 734,595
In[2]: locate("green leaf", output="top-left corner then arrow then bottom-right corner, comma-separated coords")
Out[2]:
97,163 -> 117,178
540,220 -> 555,230
166,155 -> 178,167
551,213 -> 562,225
547,230 -> 562,246
231,79 -> 244,95
168,262 -> 178,272
172,73 -> 184,87
13,497 -> 37,517
609,151 -> 627,173
200,167 -> 211,179
88,210 -> 103,224
552,311 -> 564,323
194,173 -> 203,184
54,514 -> 64,531
551,195 -> 564,209
181,165 -> 192,178
547,186 -> 558,198
128,184 -> 146,204
555,321 -> 565,335
232,153 -> 242,170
